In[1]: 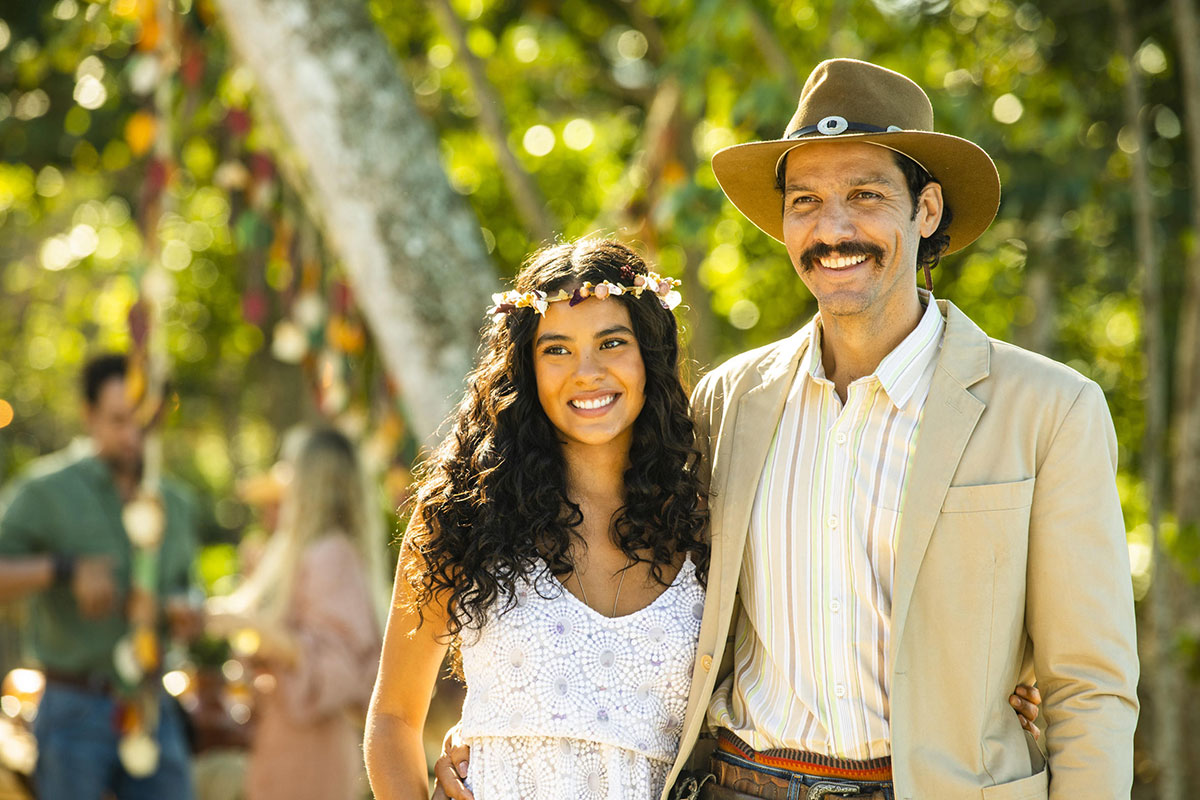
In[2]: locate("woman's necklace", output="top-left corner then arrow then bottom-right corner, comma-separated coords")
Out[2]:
575,561 -> 631,617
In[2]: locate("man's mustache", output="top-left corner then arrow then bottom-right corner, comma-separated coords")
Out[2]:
799,242 -> 884,272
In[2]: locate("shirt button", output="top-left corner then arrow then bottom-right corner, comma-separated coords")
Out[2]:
830,600 -> 841,613
835,684 -> 846,699
835,431 -> 847,445
827,515 -> 838,529
700,654 -> 713,672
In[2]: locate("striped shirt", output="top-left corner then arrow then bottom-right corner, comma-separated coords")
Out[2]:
708,295 -> 945,759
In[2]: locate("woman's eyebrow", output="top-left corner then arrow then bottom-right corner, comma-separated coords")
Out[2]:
595,325 -> 635,338
535,332 -> 570,346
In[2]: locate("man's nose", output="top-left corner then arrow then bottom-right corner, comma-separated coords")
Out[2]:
811,201 -> 856,245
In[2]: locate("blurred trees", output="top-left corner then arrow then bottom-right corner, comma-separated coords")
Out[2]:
213,0 -> 496,443
1,0 -> 1198,793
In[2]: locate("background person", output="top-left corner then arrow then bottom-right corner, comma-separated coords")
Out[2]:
207,427 -> 387,800
0,352 -> 200,800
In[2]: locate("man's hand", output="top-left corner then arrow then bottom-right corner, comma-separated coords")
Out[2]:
72,556 -> 116,618
1009,684 -> 1042,740
432,723 -> 474,800
165,596 -> 205,642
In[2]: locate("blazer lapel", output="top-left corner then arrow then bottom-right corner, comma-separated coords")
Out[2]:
715,331 -> 810,611
670,325 -> 810,773
889,301 -> 991,674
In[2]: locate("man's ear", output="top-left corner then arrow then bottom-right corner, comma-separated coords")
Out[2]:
916,182 -> 944,238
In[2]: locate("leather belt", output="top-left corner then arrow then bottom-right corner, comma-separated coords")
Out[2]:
697,730 -> 893,800
42,669 -> 116,695
704,760 -> 888,800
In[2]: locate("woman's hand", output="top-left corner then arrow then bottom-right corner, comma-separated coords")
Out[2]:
432,723 -> 474,800
1009,684 -> 1042,740
205,609 -> 300,668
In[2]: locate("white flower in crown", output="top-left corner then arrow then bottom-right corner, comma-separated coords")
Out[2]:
486,271 -> 682,316
488,289 -> 549,315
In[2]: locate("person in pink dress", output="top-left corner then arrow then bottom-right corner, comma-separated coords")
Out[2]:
210,428 -> 388,800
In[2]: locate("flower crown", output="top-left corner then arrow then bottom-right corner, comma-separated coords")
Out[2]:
487,270 -> 682,317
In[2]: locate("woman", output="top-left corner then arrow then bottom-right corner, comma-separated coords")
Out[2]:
209,427 -> 388,800
366,238 -> 708,799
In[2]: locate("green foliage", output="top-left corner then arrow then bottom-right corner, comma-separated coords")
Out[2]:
0,0 -> 1192,643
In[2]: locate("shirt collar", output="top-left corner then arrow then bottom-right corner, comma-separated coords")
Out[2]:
77,453 -> 113,484
801,289 -> 945,409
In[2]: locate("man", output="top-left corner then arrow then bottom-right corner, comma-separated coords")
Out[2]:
0,353 -> 200,800
667,58 -> 1138,800
432,59 -> 1135,800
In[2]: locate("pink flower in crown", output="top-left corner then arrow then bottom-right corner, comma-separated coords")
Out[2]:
593,283 -> 610,299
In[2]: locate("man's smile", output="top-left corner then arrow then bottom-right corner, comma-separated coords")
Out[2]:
817,254 -> 871,271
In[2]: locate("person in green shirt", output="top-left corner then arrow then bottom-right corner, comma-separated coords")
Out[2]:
0,353 -> 199,800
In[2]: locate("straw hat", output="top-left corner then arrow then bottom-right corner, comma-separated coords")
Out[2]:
712,58 -> 1000,254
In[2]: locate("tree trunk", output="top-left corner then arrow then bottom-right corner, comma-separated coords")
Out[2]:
742,0 -> 800,96
1012,192 -> 1062,357
212,0 -> 496,446
1170,0 -> 1200,533
598,5 -> 722,369
1112,0 -> 1177,796
1167,0 -> 1200,787
426,0 -> 557,244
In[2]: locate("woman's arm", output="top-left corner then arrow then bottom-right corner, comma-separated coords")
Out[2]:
364,536 -> 451,799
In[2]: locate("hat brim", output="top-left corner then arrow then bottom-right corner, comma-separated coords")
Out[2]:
711,131 -> 1000,255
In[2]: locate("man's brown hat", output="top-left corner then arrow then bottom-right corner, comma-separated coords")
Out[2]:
712,58 -> 1000,254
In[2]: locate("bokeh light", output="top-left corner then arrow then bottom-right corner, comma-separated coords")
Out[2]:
523,124 -> 555,157
563,119 -> 595,151
992,93 -> 1024,125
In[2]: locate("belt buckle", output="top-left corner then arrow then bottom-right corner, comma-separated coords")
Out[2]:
808,781 -> 863,800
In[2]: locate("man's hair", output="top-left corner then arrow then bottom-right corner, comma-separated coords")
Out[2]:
82,353 -> 127,406
890,152 -> 954,272
774,150 -> 955,273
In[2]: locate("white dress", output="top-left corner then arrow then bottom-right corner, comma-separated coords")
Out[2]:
458,557 -> 705,800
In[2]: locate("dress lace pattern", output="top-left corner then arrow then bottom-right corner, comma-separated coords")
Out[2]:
459,557 -> 704,799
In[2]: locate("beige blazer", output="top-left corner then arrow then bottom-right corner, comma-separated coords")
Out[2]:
662,299 -> 1139,800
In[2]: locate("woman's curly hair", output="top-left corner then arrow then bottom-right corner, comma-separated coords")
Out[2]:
401,238 -> 709,639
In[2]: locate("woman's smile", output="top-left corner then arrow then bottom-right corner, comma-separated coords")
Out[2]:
568,391 -> 621,414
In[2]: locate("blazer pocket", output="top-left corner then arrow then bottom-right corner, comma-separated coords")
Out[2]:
980,767 -> 1048,800
942,478 -> 1035,513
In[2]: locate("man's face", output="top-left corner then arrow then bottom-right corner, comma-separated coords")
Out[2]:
85,377 -> 143,473
779,141 -> 943,321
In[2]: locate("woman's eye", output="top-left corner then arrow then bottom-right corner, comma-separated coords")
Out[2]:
543,345 -> 568,356
600,338 -> 627,350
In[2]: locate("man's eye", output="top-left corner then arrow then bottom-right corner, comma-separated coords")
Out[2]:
856,191 -> 882,200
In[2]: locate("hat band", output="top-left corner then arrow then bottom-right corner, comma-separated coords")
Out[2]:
789,116 -> 904,138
